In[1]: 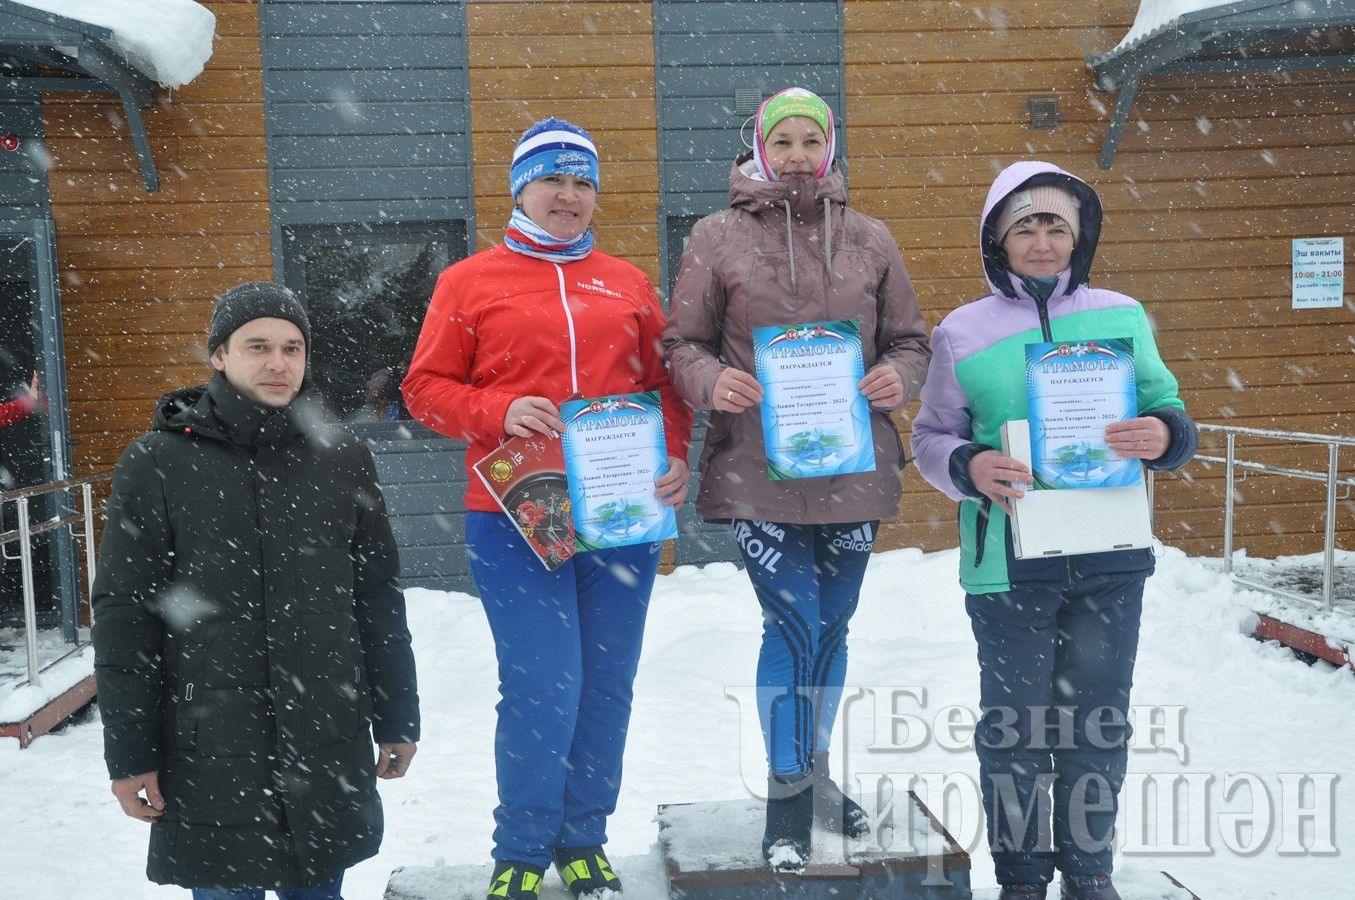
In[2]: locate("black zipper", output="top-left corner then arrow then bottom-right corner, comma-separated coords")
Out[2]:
972,497 -> 992,567
1035,294 -> 1054,342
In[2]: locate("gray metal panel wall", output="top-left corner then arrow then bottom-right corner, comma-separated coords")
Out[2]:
259,0 -> 475,250
654,0 -> 846,566
261,1 -> 475,593
655,0 -> 846,236
364,430 -> 473,594
0,96 -> 51,218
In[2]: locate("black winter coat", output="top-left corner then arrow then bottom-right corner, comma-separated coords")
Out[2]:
92,374 -> 420,890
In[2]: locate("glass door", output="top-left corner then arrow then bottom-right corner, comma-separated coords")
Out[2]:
0,218 -> 78,647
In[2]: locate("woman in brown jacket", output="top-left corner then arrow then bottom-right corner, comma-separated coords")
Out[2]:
663,87 -> 931,871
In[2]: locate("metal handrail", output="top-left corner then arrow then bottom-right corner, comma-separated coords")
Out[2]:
0,471 -> 113,503
0,472 -> 108,688
1196,424 -> 1348,611
1196,423 -> 1355,448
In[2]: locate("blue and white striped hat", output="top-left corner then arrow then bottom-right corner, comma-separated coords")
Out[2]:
510,118 -> 601,200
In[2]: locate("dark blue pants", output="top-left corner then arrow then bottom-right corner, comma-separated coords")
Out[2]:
190,872 -> 343,899
468,511 -> 661,867
733,519 -> 877,779
966,577 -> 1144,886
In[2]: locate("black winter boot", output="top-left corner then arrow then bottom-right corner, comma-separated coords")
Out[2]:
552,845 -> 623,898
1060,873 -> 1122,900
762,773 -> 813,872
487,860 -> 545,898
999,885 -> 1049,899
811,752 -> 871,839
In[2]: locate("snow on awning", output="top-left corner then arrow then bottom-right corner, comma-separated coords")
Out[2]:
1085,0 -> 1355,168
1104,0 -> 1249,57
9,0 -> 215,89
0,0 -> 216,191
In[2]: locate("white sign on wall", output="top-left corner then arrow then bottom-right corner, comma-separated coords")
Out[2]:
1291,237 -> 1344,309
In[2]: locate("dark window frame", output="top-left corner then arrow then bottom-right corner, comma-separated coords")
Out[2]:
279,219 -> 469,438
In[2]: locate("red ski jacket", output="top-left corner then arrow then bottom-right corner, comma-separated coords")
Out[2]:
404,243 -> 693,513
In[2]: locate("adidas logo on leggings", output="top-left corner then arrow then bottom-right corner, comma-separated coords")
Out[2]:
831,523 -> 875,553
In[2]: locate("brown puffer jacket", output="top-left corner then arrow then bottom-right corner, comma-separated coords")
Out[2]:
663,156 -> 931,524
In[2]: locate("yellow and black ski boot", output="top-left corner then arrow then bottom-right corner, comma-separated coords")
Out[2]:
486,860 -> 545,899
552,845 -> 622,898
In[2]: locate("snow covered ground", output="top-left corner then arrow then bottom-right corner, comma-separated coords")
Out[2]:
1230,549 -> 1355,648
0,623 -> 82,687
2,545 -> 1353,898
0,635 -> 91,723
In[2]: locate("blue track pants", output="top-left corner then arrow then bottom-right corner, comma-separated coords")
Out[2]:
732,519 -> 877,779
468,511 -> 661,867
966,577 -> 1144,885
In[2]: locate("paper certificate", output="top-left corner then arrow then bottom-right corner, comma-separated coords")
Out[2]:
1025,338 -> 1139,489
753,319 -> 875,480
560,391 -> 677,551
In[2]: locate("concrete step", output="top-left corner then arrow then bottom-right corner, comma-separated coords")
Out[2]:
384,800 -> 1200,899
657,791 -> 972,899
384,848 -> 670,899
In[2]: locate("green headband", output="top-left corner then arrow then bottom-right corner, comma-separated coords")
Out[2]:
759,89 -> 831,140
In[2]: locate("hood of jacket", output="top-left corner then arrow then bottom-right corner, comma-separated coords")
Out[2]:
728,152 -> 848,292
729,151 -> 848,217
980,160 -> 1104,300
152,372 -> 315,449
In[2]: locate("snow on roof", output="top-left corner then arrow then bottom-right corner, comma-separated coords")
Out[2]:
1108,0 -> 1252,55
10,0 -> 215,88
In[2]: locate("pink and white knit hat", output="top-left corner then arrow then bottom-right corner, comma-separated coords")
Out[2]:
992,184 -> 1081,242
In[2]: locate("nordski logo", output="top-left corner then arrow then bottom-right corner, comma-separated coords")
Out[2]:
831,523 -> 875,553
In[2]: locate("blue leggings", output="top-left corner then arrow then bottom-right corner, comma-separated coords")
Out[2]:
732,519 -> 877,778
468,511 -> 661,867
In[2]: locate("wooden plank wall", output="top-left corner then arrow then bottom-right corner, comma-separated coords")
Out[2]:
45,0 -> 272,476
467,0 -> 660,280
38,0 -> 1354,562
843,0 -> 1355,559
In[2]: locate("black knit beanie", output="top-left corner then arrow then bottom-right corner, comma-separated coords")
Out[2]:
208,281 -> 311,355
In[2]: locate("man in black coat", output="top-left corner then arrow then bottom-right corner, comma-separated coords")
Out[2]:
92,282 -> 420,899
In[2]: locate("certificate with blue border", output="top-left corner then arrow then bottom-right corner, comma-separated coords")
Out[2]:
1025,337 -> 1139,489
753,319 -> 875,480
561,391 -> 677,550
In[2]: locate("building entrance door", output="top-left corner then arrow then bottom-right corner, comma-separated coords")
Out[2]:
0,218 -> 78,641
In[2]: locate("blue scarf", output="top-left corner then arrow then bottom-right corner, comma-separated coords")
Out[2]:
504,207 -> 594,263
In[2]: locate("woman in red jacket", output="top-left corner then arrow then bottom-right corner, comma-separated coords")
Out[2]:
403,118 -> 692,900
